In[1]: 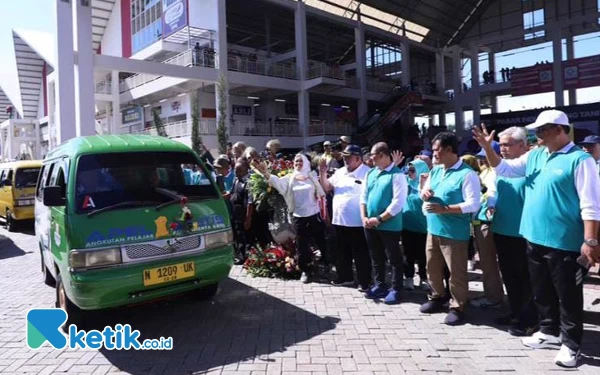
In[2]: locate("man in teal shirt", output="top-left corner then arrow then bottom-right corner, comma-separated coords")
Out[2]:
360,142 -> 407,304
474,110 -> 600,368
419,132 -> 481,326
486,126 -> 537,337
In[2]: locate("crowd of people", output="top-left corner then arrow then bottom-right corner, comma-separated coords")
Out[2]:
205,109 -> 600,369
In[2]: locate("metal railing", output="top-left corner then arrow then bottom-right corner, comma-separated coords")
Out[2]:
95,80 -> 112,94
366,78 -> 397,93
308,122 -> 352,136
227,56 -> 298,80
119,49 -> 218,93
129,119 -> 217,138
308,63 -> 345,80
229,121 -> 302,137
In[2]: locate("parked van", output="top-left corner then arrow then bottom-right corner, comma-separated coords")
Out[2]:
0,160 -> 42,231
36,135 -> 233,325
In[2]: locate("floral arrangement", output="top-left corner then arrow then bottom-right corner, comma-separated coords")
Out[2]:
168,197 -> 194,233
248,159 -> 294,212
243,243 -> 301,279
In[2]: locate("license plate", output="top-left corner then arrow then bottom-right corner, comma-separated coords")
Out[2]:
143,261 -> 195,287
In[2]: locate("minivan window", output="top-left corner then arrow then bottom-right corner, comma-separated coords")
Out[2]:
15,168 -> 40,188
75,151 -> 219,213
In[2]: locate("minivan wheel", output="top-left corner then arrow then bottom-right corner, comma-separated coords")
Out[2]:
56,273 -> 83,331
194,283 -> 219,300
41,256 -> 56,287
5,210 -> 15,232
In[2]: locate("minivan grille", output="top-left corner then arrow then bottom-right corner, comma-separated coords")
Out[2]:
124,235 -> 201,259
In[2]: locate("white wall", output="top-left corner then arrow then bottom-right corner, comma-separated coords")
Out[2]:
188,0 -> 219,31
36,79 -> 45,119
144,94 -> 190,124
101,0 -> 123,57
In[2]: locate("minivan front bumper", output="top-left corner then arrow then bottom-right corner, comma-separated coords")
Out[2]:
66,245 -> 233,310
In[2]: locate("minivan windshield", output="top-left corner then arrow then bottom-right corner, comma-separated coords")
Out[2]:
15,168 -> 40,188
75,152 -> 219,214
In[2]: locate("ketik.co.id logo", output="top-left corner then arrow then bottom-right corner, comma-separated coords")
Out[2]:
27,309 -> 173,350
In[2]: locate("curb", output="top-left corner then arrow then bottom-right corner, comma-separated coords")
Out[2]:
0,235 -> 8,242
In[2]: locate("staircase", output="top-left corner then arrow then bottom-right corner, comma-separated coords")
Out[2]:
354,91 -> 422,147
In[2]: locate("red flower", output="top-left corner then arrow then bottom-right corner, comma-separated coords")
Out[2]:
180,196 -> 188,205
170,222 -> 178,230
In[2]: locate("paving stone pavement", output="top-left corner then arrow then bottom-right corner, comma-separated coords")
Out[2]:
1,224 -> 600,374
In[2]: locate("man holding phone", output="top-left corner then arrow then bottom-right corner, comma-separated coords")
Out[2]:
473,110 -> 600,368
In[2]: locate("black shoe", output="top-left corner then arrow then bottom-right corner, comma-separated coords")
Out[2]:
358,284 -> 371,293
494,314 -> 517,326
331,279 -> 355,287
444,308 -> 465,326
508,323 -> 539,337
419,299 -> 446,314
234,257 -> 246,265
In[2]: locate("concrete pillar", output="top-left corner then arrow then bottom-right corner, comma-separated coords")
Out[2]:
295,1 -> 309,147
553,30 -> 564,107
452,49 -> 462,94
488,52 -> 496,83
435,52 -> 446,95
298,91 -> 310,150
566,36 -> 576,105
35,121 -> 41,158
215,0 -> 230,135
54,0 -> 76,144
7,121 -> 13,160
355,22 -> 368,122
455,109 -> 465,133
73,0 -> 95,137
111,70 -> 120,134
470,44 -> 481,129
401,41 -> 411,86
491,95 -> 498,114
439,110 -> 446,127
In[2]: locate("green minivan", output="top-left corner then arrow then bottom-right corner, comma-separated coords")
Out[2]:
36,135 -> 233,325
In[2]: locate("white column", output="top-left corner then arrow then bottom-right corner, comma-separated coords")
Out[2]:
215,0 -> 230,136
488,52 -> 496,83
401,41 -> 411,86
295,0 -> 309,147
455,109 -> 464,133
111,70 -> 120,134
452,48 -> 462,94
491,95 -> 498,114
470,43 -> 481,129
355,22 -> 367,121
35,121 -> 41,158
72,0 -> 95,137
7,121 -> 13,160
566,36 -> 576,105
553,30 -> 564,107
54,0 -> 76,144
435,52 -> 446,95
439,111 -> 446,127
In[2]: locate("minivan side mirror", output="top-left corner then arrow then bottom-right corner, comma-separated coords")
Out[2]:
43,186 -> 66,207
0,179 -> 10,187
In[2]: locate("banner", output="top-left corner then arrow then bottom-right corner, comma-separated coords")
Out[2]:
511,54 -> 600,96
122,106 -> 144,126
162,0 -> 188,39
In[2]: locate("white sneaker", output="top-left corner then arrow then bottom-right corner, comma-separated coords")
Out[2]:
522,331 -> 561,350
554,344 -> 579,368
467,260 -> 475,271
300,272 -> 310,284
403,278 -> 415,290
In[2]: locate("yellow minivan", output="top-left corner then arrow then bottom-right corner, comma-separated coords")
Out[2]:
0,160 -> 42,231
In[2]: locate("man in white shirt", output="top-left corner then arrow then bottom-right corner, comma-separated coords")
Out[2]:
319,145 -> 372,291
578,135 -> 600,175
473,110 -> 600,368
360,142 -> 408,305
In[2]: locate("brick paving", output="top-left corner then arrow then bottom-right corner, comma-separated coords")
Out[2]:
1,224 -> 600,374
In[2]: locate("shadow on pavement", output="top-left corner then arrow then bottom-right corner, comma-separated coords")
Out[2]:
91,278 -> 340,374
0,237 -> 29,260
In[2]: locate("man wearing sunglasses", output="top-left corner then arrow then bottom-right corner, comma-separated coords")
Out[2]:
473,110 -> 600,368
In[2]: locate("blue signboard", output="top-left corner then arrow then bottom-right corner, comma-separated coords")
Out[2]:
122,106 -> 144,125
162,0 -> 188,39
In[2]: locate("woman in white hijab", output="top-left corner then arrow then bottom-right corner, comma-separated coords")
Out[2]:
253,153 -> 327,283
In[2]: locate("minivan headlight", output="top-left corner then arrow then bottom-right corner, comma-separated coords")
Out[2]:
204,230 -> 233,249
69,248 -> 122,269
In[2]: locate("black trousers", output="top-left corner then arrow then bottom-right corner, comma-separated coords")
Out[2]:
293,214 -> 327,273
495,233 -> 537,325
402,230 -> 427,280
527,242 -> 585,351
334,225 -> 372,287
364,228 -> 403,290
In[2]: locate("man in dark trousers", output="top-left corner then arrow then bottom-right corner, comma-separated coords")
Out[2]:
474,110 -> 600,368
360,142 -> 407,304
230,160 -> 253,265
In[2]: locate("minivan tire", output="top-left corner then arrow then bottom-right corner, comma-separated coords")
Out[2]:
41,254 -> 56,287
56,273 -> 84,331
5,210 -> 15,232
194,283 -> 218,300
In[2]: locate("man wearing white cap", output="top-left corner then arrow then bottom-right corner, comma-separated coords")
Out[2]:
473,109 -> 600,368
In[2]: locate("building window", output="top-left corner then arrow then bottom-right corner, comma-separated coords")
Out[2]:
131,0 -> 163,54
523,9 -> 545,29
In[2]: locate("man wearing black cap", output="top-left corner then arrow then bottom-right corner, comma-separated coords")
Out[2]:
319,145 -> 372,290
578,135 -> 600,175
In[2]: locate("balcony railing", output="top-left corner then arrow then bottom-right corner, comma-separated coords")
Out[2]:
308,63 -> 345,80
366,78 -> 397,93
119,49 -> 218,93
129,119 -> 217,138
227,56 -> 297,80
308,122 -> 352,136
95,80 -> 112,94
230,121 -> 301,136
